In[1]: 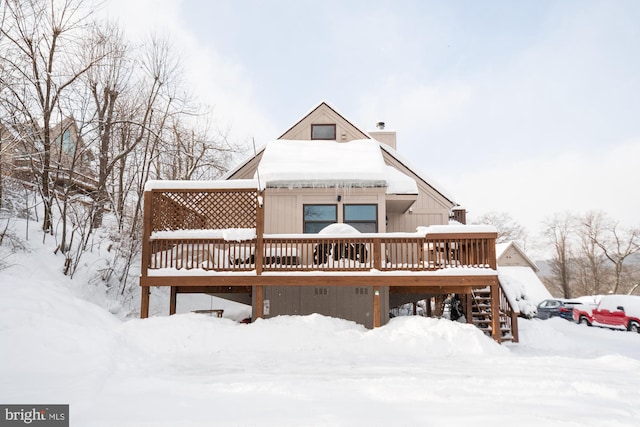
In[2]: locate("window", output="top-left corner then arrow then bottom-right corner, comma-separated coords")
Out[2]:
344,204 -> 377,233
61,129 -> 75,154
303,204 -> 337,233
311,124 -> 336,140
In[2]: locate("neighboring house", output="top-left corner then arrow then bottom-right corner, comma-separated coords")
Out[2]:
496,241 -> 552,318
0,117 -> 97,194
140,102 -> 519,342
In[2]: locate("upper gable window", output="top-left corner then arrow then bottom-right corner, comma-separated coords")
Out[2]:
311,124 -> 336,140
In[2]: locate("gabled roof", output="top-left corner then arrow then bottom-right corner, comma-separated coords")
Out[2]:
378,143 -> 455,206
278,101 -> 370,140
224,102 -> 456,206
222,145 -> 266,180
496,241 -> 539,272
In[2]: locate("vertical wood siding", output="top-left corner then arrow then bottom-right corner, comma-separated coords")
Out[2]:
265,285 -> 376,329
498,246 -> 531,267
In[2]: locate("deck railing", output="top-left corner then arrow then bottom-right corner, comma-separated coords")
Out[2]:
146,233 -> 497,274
142,186 -> 497,275
141,185 -> 508,341
499,282 -> 520,342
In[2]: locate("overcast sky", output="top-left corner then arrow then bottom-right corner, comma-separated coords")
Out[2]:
105,0 -> 640,248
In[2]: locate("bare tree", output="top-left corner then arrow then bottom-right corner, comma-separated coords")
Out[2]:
2,7 -> 237,299
587,214 -> 640,294
474,211 -> 528,247
0,0 -> 102,233
159,116 -> 232,181
574,211 -> 609,295
83,22 -> 131,228
50,113 -> 92,259
86,32 -> 189,230
91,34 -> 207,293
543,212 -> 574,298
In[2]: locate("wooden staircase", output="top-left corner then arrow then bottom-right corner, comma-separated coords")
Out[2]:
470,286 -> 518,343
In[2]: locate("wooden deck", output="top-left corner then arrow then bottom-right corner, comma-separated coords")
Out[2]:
139,184 -> 518,343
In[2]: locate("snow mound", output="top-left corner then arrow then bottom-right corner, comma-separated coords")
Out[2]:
371,316 -> 508,356
114,312 -> 505,374
513,317 -> 640,360
318,223 -> 361,235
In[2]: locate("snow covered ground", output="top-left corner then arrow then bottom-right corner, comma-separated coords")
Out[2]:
1,227 -> 640,426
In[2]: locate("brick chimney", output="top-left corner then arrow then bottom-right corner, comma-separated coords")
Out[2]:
451,206 -> 467,224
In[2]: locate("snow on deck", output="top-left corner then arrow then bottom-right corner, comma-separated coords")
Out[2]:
147,267 -> 498,277
417,224 -> 498,234
151,224 -> 496,240
151,228 -> 256,241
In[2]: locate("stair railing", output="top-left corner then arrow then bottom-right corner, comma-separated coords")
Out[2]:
498,282 -> 520,343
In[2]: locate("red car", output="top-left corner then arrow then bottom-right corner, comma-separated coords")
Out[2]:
573,295 -> 640,333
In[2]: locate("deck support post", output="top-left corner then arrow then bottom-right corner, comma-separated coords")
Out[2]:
373,239 -> 382,270
373,286 -> 381,328
490,284 -> 502,343
464,293 -> 473,324
141,286 -> 150,319
511,311 -> 519,343
169,286 -> 177,315
255,191 -> 265,275
254,285 -> 264,320
139,190 -> 153,320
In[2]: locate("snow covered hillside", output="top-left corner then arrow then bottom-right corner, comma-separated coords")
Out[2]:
1,223 -> 640,426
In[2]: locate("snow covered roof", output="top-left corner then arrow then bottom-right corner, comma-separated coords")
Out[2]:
496,243 -> 510,258
498,266 -> 553,316
256,139 -> 418,194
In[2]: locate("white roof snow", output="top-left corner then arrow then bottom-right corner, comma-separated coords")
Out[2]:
145,179 -> 259,192
256,139 -> 418,194
496,243 -> 511,259
498,266 -> 553,317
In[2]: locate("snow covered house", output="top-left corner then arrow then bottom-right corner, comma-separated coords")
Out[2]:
140,102 -> 519,342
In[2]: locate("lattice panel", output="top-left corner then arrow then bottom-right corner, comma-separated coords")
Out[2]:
196,191 -> 257,229
150,189 -> 257,232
